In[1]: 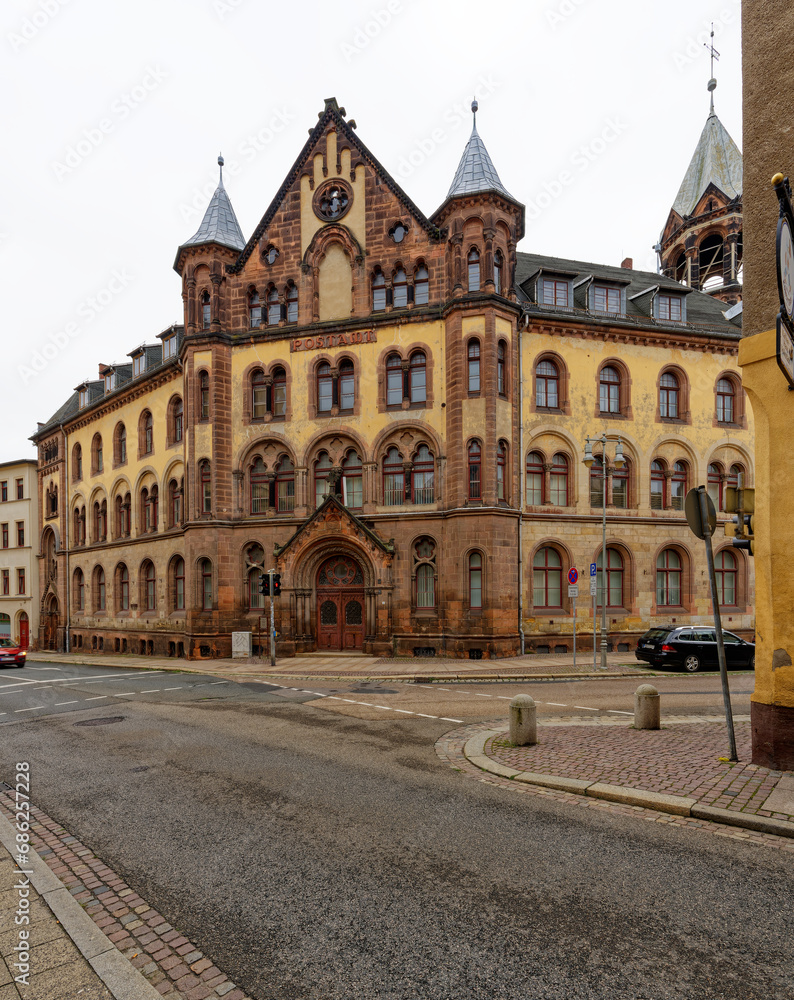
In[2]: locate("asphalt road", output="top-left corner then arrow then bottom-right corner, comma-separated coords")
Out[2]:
0,662 -> 788,1000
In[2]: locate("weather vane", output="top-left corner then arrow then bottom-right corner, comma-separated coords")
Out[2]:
704,22 -> 720,114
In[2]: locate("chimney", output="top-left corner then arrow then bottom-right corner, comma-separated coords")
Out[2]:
621,257 -> 633,270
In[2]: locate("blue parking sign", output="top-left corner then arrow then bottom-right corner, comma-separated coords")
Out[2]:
590,563 -> 597,577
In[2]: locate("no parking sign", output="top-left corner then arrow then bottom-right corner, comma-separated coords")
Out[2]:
567,567 -> 578,585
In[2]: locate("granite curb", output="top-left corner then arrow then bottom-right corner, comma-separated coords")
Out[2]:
0,812 -> 162,1000
463,729 -> 794,840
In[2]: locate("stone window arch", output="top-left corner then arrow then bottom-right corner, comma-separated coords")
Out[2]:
467,247 -> 480,292
413,536 -> 437,611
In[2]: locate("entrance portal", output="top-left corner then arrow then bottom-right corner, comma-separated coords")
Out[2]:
316,555 -> 365,651
44,596 -> 59,651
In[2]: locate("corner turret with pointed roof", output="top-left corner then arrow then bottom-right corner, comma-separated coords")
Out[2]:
173,155 -> 246,273
658,51 -> 743,306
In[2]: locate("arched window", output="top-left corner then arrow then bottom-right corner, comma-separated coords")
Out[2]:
494,250 -> 503,295
699,233 -> 724,287
468,441 -> 481,499
317,362 -> 333,412
497,442 -> 507,502
92,434 -> 103,475
599,366 -> 620,414
200,559 -> 212,610
314,452 -> 332,507
250,458 -> 268,514
141,486 -> 157,533
342,451 -> 362,509
141,411 -> 153,455
115,424 -> 126,465
267,287 -> 280,326
414,537 -> 436,610
650,460 -> 665,510
93,500 -> 107,542
117,564 -> 129,612
276,456 -> 295,512
172,398 -> 183,443
717,378 -> 735,423
671,461 -> 687,510
412,445 -> 434,504
200,462 -> 211,514
386,353 -> 402,406
533,547 -> 562,609
73,443 -> 82,481
199,371 -> 210,421
715,549 -> 738,606
168,479 -> 183,526
173,557 -> 185,611
402,351 -> 424,406
468,340 -> 480,393
286,282 -> 298,324
383,447 -> 404,506
674,250 -> 687,284
94,567 -> 106,612
497,341 -> 507,396
536,359 -> 559,408
468,248 -> 480,292
728,463 -> 745,491
612,459 -> 629,509
707,462 -> 723,511
550,453 -> 569,506
597,548 -> 624,608
656,549 -> 682,607
414,265 -> 429,305
339,359 -> 355,410
251,369 -> 267,420
272,366 -> 287,417
589,454 -> 604,507
143,561 -> 156,611
201,290 -> 211,329
659,372 -> 679,419
393,268 -> 408,308
246,544 -> 265,610
74,568 -> 84,611
469,552 -> 483,608
249,289 -> 261,327
372,270 -> 386,311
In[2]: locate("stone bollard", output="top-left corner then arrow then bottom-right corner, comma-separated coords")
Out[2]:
509,694 -> 537,746
634,684 -> 660,730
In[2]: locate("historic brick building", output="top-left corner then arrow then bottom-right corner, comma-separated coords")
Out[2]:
32,95 -> 752,659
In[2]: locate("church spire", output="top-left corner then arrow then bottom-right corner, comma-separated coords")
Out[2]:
446,100 -> 513,200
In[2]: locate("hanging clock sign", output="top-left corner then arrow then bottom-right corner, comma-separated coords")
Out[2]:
772,173 -> 794,387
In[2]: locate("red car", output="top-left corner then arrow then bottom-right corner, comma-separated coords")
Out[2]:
0,638 -> 27,667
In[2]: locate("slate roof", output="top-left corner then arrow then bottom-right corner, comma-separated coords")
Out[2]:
447,119 -> 513,200
516,251 -> 741,337
180,176 -> 246,253
671,112 -> 743,217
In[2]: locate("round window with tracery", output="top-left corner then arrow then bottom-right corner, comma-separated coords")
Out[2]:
318,556 -> 363,587
313,180 -> 353,222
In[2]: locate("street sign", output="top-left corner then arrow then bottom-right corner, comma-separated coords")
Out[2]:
568,568 -> 578,585
568,584 -> 579,598
590,563 -> 597,577
685,487 -> 716,540
590,580 -> 597,596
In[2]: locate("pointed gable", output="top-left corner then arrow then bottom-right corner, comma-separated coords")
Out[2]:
274,493 -> 395,560
671,113 -> 743,218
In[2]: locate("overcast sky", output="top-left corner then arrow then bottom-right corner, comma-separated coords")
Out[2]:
0,0 -> 742,463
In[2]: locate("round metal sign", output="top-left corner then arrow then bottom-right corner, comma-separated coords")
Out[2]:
568,567 -> 578,585
778,215 -> 794,322
684,488 -> 717,540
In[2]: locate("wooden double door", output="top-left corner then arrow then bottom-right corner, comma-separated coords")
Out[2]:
317,555 -> 365,651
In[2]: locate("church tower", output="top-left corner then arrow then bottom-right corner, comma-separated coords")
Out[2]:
657,37 -> 743,306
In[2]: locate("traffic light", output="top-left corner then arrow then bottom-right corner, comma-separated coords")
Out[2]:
259,574 -> 270,596
273,573 -> 282,596
724,487 -> 755,555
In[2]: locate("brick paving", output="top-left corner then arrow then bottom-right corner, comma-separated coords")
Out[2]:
436,720 -> 794,853
0,787 -> 254,1000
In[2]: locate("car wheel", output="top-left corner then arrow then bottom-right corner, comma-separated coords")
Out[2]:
683,655 -> 701,673
749,655 -> 755,670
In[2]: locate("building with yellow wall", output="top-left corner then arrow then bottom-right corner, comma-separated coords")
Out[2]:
0,460 -> 38,648
32,96 -> 752,660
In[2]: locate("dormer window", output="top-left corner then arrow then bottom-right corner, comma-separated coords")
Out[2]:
132,353 -> 145,377
656,293 -> 684,322
162,335 -> 177,360
541,277 -> 570,308
104,372 -> 116,393
79,388 -> 88,408
592,285 -> 624,314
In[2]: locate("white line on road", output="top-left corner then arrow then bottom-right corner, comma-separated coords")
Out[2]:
0,670 -> 166,692
55,702 -> 78,706
115,693 -> 137,697
441,717 -> 464,723
574,706 -> 599,711
608,710 -> 634,715
85,696 -> 108,701
15,707 -> 45,713
546,702 -> 568,707
163,687 -> 183,691
140,689 -> 161,694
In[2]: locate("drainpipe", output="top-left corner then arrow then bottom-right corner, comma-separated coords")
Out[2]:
517,310 -> 527,655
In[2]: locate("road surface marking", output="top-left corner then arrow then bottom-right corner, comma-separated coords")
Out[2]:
140,689 -> 161,694
608,710 -> 634,715
163,686 -> 183,691
115,693 -> 137,697
546,702 -> 568,707
85,696 -> 108,701
574,706 -> 599,711
441,717 -> 464,723
55,701 -> 78,706
15,707 -> 45,713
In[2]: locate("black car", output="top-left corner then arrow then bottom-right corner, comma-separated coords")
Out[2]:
635,626 -> 755,672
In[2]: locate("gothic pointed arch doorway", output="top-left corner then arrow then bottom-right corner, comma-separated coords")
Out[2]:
316,555 -> 365,651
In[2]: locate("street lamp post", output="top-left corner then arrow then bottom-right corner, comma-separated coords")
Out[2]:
583,434 -> 625,671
